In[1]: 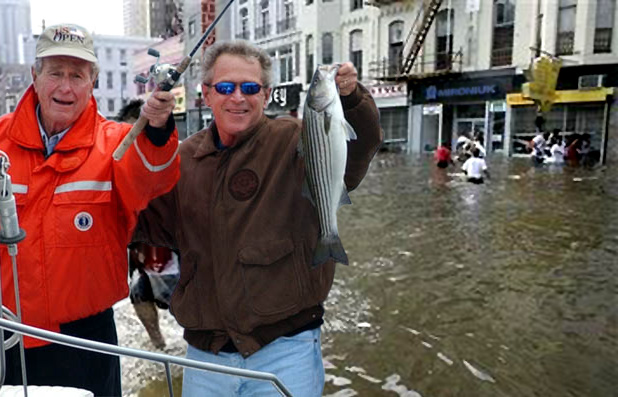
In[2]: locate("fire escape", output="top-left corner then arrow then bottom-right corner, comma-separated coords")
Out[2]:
371,0 -> 457,81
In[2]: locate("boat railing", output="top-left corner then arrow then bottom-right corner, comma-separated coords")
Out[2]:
0,310 -> 293,396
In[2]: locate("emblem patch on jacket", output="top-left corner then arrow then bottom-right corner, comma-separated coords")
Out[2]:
74,211 -> 93,231
229,169 -> 259,201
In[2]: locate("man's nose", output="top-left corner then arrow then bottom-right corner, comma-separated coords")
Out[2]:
230,86 -> 245,101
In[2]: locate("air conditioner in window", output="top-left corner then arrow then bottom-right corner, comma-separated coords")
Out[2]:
578,74 -> 606,89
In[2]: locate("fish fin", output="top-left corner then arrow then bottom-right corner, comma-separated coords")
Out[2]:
343,119 -> 357,141
301,177 -> 315,206
312,236 -> 349,267
339,188 -> 352,208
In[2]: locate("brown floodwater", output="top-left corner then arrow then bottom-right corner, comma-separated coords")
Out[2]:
322,153 -> 618,397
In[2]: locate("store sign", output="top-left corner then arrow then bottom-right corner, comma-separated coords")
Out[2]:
267,83 -> 301,112
425,84 -> 497,100
413,76 -> 511,104
370,83 -> 407,98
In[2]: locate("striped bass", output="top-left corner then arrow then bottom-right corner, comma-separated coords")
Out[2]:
300,64 -> 357,267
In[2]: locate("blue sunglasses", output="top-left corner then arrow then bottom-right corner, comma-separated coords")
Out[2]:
208,81 -> 262,95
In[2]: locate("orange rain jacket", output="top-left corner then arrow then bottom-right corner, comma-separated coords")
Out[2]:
0,87 -> 180,348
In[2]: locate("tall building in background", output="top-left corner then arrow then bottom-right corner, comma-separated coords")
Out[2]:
124,0 -> 151,37
0,0 -> 32,64
150,0 -> 184,38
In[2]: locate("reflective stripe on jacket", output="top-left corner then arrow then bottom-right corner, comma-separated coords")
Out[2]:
0,86 -> 180,348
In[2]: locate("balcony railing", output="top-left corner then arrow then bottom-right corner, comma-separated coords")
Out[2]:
277,16 -> 296,34
254,24 -> 271,40
556,31 -> 574,55
594,28 -> 613,53
491,48 -> 513,67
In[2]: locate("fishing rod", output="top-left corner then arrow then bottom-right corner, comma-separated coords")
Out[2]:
113,0 -> 237,161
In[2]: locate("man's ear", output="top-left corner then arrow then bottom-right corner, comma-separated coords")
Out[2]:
203,85 -> 212,108
262,87 -> 272,109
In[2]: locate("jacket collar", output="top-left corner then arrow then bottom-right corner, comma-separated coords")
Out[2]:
193,115 -> 269,159
8,85 -> 98,153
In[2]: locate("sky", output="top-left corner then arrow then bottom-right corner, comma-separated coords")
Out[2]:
30,0 -> 125,36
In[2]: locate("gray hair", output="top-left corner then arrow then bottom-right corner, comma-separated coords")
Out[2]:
201,40 -> 272,88
33,58 -> 99,82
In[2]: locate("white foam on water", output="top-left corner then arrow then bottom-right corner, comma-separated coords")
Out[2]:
437,352 -> 454,365
463,360 -> 496,383
324,389 -> 359,397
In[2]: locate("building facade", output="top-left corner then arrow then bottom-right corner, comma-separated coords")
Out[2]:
0,0 -> 31,64
92,34 -> 160,119
123,0 -> 151,37
369,0 -> 618,163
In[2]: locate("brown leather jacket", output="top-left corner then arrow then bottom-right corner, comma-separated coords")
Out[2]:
134,84 -> 382,356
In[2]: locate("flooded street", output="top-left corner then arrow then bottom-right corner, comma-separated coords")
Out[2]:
125,152 -> 617,397
322,153 -> 618,397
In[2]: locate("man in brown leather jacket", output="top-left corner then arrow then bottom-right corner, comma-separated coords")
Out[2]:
134,40 -> 383,396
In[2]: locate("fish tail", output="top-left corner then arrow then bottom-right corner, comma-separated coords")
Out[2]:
312,236 -> 349,267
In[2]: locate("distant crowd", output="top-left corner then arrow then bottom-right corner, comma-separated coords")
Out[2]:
529,129 -> 599,167
432,119 -> 599,185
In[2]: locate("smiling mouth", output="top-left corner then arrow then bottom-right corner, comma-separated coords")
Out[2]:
227,109 -> 248,115
53,98 -> 74,106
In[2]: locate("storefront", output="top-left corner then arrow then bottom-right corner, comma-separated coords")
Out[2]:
265,83 -> 302,117
369,82 -> 408,150
507,88 -> 613,156
505,63 -> 618,163
408,69 -> 520,154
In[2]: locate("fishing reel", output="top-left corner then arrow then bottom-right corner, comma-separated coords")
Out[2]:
134,48 -> 181,92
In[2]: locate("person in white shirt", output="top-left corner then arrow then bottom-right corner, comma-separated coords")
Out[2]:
545,135 -> 565,165
531,131 -> 550,163
462,147 -> 490,184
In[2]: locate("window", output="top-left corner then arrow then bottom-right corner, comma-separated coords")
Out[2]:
350,30 -> 363,80
106,71 -> 113,89
189,20 -> 196,37
594,0 -> 615,53
121,72 -> 127,89
280,47 -> 293,83
108,99 -> 115,113
238,8 -> 249,39
492,0 -> 515,66
255,0 -> 270,39
511,104 -> 604,154
94,78 -> 99,89
306,0 -> 313,4
278,0 -> 295,33
322,33 -> 333,64
120,49 -> 127,63
388,21 -> 404,75
351,0 -> 363,11
306,35 -> 314,84
556,0 -> 576,55
435,9 -> 454,70
106,48 -> 113,61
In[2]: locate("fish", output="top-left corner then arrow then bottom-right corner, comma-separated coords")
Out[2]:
300,64 -> 357,267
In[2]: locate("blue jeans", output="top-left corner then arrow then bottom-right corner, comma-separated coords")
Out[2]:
183,328 -> 324,397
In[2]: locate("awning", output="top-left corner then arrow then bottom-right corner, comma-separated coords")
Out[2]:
507,87 -> 614,106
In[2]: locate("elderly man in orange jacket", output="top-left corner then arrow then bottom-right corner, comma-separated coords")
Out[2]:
0,23 -> 179,395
